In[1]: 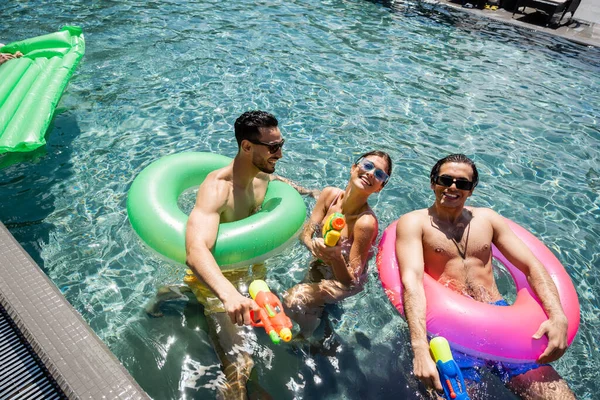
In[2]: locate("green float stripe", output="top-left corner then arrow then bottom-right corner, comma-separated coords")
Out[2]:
0,59 -> 32,110
127,152 -> 307,269
0,61 -> 37,143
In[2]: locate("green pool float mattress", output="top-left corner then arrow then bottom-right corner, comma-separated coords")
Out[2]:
0,26 -> 85,154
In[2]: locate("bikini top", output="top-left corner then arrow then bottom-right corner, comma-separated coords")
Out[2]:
322,190 -> 376,244
316,190 -> 377,282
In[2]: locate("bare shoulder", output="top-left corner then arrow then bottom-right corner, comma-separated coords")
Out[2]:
470,206 -> 495,216
397,208 -> 428,226
396,209 -> 427,237
201,167 -> 231,191
470,207 -> 503,222
353,214 -> 378,246
469,207 -> 511,242
319,186 -> 342,205
195,168 -> 231,211
307,186 -> 340,223
354,210 -> 378,231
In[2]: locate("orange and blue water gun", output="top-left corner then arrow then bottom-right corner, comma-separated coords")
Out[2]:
249,280 -> 292,344
322,212 -> 345,246
430,336 -> 470,400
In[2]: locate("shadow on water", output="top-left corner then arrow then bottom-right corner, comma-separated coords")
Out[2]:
117,296 -> 219,400
0,111 -> 79,269
120,292 -> 416,399
301,341 -> 415,399
275,306 -> 415,400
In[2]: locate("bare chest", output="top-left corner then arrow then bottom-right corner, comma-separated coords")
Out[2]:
422,223 -> 493,264
222,187 -> 263,223
421,217 -> 501,301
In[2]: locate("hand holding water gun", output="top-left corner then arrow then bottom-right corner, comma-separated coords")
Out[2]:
322,212 -> 345,246
249,280 -> 293,344
430,337 -> 470,400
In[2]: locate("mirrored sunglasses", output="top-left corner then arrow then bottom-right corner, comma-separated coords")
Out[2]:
356,158 -> 389,184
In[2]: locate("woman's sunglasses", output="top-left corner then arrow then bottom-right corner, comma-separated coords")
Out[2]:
434,175 -> 474,191
248,138 -> 285,154
356,157 -> 389,184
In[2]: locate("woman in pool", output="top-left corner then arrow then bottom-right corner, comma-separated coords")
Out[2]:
284,150 -> 392,338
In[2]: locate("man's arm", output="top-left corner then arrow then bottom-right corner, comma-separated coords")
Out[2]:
0,50 -> 23,66
185,179 -> 260,326
396,213 -> 442,392
272,175 -> 320,198
489,210 -> 568,363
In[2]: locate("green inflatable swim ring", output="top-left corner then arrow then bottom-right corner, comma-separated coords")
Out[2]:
127,152 -> 307,270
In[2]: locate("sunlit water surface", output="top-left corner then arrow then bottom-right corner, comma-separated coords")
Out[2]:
1,0 -> 599,399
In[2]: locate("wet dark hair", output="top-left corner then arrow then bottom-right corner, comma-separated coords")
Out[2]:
429,154 -> 478,189
234,110 -> 279,147
355,150 -> 393,187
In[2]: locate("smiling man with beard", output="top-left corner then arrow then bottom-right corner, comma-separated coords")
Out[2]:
147,110 -> 311,399
185,110 -> 287,399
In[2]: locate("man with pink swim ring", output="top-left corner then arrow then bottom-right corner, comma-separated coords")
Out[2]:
396,154 -> 574,399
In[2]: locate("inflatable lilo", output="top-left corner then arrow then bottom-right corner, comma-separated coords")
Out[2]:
127,152 -> 306,269
376,218 -> 580,362
0,27 -> 85,154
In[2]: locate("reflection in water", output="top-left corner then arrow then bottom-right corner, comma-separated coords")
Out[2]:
179,356 -> 224,393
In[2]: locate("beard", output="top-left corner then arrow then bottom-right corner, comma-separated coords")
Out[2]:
252,154 -> 276,174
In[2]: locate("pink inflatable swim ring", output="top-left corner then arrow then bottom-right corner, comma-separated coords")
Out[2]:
376,218 -> 580,362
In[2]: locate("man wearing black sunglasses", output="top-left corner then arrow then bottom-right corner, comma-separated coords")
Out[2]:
147,110 -> 314,399
396,154 -> 574,399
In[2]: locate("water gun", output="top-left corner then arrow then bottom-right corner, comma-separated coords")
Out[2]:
430,337 -> 470,400
322,212 -> 345,246
249,280 -> 293,344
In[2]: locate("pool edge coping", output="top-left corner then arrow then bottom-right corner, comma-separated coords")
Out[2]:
0,221 -> 150,400
420,0 -> 600,48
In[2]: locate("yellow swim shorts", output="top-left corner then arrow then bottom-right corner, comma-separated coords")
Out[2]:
183,264 -> 266,315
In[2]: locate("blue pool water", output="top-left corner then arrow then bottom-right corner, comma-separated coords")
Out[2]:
1,0 -> 599,398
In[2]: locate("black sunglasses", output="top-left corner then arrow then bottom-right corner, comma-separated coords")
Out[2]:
434,175 -> 474,191
247,138 -> 285,154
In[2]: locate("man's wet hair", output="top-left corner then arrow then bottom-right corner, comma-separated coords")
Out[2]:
234,110 -> 279,147
429,154 -> 479,189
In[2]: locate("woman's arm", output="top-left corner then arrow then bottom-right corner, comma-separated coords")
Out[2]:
312,213 -> 377,286
345,214 -> 378,283
300,187 -> 338,253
